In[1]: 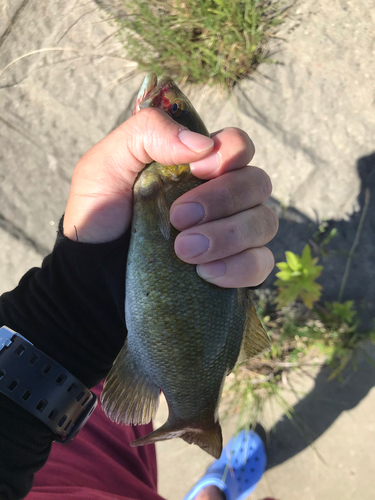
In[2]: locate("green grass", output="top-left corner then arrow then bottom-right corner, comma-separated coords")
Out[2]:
222,295 -> 375,429
112,0 -> 289,90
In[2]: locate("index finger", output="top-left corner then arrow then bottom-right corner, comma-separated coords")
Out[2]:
189,127 -> 255,180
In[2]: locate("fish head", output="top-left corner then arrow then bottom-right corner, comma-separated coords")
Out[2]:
133,72 -> 209,136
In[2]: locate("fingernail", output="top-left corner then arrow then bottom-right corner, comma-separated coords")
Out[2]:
176,234 -> 210,258
190,152 -> 220,176
197,261 -> 227,279
170,203 -> 204,229
178,129 -> 214,152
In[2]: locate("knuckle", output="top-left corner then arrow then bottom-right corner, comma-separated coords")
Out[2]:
121,107 -> 161,144
137,106 -> 162,122
270,208 -> 279,236
230,127 -> 254,151
249,250 -> 263,282
217,127 -> 255,162
250,248 -> 274,285
226,220 -> 244,248
132,108 -> 178,164
264,207 -> 279,238
262,248 -> 275,279
249,205 -> 279,244
137,107 -> 173,141
260,206 -> 279,240
267,247 -> 276,270
258,169 -> 273,200
259,205 -> 279,238
222,184 -> 237,213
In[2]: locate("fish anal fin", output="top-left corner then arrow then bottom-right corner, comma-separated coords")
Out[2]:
131,421 -> 223,459
238,290 -> 271,362
101,341 -> 160,425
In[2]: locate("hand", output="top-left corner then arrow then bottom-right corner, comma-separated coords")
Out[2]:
64,107 -> 278,288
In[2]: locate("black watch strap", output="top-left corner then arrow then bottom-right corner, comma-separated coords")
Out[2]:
0,326 -> 97,444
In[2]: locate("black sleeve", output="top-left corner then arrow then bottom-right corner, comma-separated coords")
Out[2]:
0,217 -> 131,499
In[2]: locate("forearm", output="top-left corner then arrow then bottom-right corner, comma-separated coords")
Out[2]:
0,218 -> 130,498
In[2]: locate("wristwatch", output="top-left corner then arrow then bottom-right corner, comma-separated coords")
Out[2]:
0,325 -> 97,444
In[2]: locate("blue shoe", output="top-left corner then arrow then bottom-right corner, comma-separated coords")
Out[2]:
183,430 -> 266,500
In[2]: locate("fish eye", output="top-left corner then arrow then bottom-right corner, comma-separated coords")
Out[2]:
171,102 -> 180,113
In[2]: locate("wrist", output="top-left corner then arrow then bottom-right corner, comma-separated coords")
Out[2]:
0,326 -> 97,443
1,217 -> 130,389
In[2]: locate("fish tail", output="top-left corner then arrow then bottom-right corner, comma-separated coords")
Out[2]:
131,420 -> 223,459
101,341 -> 159,425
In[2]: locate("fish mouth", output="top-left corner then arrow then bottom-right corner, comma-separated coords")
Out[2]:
133,73 -> 176,115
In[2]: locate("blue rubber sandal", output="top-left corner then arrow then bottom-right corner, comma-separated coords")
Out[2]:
183,430 -> 266,500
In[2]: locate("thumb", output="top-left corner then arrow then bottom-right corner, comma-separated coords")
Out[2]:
63,108 -> 214,243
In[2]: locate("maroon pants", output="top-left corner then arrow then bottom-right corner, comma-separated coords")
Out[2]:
28,382 -> 165,500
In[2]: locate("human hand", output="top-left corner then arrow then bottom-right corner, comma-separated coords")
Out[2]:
64,108 -> 215,244
64,108 -> 278,288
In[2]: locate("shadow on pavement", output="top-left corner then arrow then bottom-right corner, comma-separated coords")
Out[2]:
264,344 -> 375,470
265,151 -> 375,331
258,151 -> 375,468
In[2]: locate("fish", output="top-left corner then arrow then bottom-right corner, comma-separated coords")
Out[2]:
100,73 -> 270,459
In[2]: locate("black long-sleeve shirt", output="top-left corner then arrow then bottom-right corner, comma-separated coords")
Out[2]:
0,218 -> 131,499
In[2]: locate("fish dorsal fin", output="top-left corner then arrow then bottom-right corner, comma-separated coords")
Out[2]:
238,289 -> 271,362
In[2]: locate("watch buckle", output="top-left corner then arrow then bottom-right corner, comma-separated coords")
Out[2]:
0,326 -> 33,352
54,392 -> 98,445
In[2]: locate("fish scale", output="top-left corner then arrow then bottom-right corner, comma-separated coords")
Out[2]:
101,73 -> 270,458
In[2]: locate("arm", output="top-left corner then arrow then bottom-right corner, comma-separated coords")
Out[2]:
0,222 -> 130,499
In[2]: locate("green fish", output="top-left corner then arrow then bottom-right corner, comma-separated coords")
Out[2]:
101,73 -> 270,458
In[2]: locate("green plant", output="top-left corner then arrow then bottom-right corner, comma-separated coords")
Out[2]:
274,244 -> 323,309
113,0 -> 289,90
312,221 -> 338,256
313,300 -> 365,380
320,300 -> 357,328
221,293 -> 375,456
222,360 -> 297,429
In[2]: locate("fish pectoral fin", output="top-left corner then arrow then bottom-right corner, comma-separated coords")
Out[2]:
135,166 -> 171,240
156,184 -> 170,240
238,293 -> 271,362
100,341 -> 159,425
131,421 -> 223,459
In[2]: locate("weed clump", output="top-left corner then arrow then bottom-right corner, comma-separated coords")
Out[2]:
223,241 -> 375,427
113,0 -> 287,90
